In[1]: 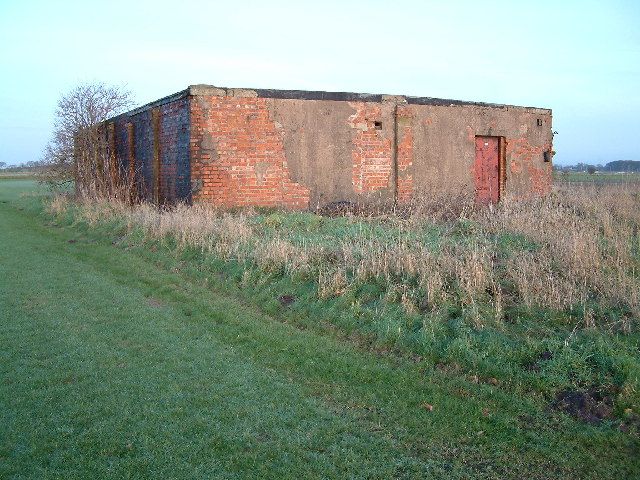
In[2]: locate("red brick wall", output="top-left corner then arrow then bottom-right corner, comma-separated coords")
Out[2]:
190,95 -> 310,209
348,102 -> 393,195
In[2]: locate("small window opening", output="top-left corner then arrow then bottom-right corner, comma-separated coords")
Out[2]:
374,121 -> 382,130
536,118 -> 543,127
543,151 -> 552,162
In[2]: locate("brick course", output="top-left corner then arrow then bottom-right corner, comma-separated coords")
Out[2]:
190,95 -> 310,209
348,102 -> 393,195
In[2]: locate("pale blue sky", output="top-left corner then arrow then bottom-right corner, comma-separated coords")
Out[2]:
0,0 -> 638,166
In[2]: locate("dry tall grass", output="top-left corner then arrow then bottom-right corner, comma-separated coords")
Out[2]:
53,183 -> 640,333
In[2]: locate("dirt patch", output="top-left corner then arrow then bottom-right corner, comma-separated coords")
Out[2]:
278,294 -> 296,307
146,298 -> 165,308
523,350 -> 553,372
552,387 -> 615,424
318,201 -> 357,217
618,412 -> 640,435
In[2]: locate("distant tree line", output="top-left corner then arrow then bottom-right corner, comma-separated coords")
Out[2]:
555,160 -> 640,173
0,160 -> 47,172
603,160 -> 640,172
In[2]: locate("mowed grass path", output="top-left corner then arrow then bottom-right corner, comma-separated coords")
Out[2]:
0,180 -> 637,479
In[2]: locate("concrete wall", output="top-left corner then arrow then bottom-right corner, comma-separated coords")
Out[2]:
406,103 -> 553,199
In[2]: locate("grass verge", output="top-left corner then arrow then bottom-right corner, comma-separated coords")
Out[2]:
1,178 -> 639,478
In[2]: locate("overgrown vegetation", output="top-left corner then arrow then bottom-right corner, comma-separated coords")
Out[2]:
555,170 -> 640,184
47,184 -> 640,424
3,178 -> 639,478
41,82 -> 134,199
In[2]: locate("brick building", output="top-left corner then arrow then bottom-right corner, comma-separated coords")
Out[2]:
105,84 -> 553,208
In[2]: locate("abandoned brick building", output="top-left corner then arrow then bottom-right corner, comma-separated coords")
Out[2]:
105,84 -> 553,208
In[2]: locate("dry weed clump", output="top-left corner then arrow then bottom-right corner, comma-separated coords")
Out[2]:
479,184 -> 640,329
70,197 -> 129,226
46,194 -> 70,216
401,184 -> 475,223
58,182 -> 639,333
126,203 -> 255,258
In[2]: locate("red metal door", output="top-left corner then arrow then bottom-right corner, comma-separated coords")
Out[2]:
474,136 -> 500,204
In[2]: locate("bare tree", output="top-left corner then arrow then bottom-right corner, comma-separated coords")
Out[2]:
42,83 -> 134,198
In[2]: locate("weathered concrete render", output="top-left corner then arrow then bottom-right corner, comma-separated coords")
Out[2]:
106,85 -> 553,208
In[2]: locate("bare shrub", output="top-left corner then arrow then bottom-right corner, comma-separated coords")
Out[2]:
41,83 -> 135,200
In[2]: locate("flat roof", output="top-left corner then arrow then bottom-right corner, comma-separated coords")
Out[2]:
120,84 -> 551,118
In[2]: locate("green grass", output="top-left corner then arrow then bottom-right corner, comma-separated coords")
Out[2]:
1,178 -> 638,479
0,174 -> 37,181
